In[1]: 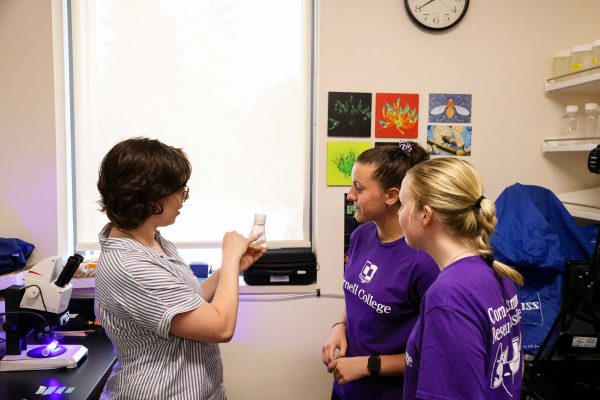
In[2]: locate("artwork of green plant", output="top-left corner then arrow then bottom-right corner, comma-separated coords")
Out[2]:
334,150 -> 357,178
329,97 -> 371,130
327,92 -> 372,138
327,141 -> 372,186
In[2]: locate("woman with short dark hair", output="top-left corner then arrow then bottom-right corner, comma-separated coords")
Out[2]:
95,137 -> 265,400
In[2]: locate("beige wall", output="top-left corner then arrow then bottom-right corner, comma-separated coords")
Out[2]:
2,0 -> 600,399
0,0 -> 57,264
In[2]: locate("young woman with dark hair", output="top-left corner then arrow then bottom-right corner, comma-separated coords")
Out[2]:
321,143 -> 439,400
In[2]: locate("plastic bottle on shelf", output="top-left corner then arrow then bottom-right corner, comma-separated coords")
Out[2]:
248,213 -> 267,250
559,105 -> 580,137
583,103 -> 598,137
592,39 -> 600,69
570,44 -> 593,74
552,50 -> 571,78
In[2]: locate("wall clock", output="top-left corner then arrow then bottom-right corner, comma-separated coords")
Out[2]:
405,0 -> 469,31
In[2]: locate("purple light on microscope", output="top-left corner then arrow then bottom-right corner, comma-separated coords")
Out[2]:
42,340 -> 59,356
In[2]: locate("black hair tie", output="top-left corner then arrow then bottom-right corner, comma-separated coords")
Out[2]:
482,254 -> 495,267
474,195 -> 485,209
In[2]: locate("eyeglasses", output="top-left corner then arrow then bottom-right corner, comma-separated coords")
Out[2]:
180,185 -> 190,202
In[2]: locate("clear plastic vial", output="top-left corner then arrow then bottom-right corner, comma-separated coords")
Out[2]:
552,50 -> 571,78
592,39 -> 600,68
570,44 -> 593,73
559,105 -> 579,137
248,213 -> 267,250
583,103 -> 598,137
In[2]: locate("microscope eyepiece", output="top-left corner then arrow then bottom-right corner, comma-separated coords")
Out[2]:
55,254 -> 84,288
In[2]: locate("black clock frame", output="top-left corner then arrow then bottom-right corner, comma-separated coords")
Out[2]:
404,0 -> 470,32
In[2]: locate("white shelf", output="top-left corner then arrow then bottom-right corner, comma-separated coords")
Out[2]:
561,204 -> 600,222
545,68 -> 600,94
558,187 -> 600,222
543,70 -> 600,151
545,70 -> 600,222
0,268 -> 29,291
542,136 -> 600,152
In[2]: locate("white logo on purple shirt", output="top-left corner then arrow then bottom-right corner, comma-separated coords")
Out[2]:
405,352 -> 413,368
490,334 -> 521,397
359,261 -> 378,283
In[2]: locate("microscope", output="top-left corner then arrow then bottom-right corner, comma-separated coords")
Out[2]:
0,254 -> 89,372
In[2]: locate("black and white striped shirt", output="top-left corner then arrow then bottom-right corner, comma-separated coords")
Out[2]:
96,224 -> 226,400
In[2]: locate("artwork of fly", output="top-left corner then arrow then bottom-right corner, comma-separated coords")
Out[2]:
428,93 -> 472,124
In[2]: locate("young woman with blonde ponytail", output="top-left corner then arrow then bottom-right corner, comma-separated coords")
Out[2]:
397,157 -> 524,400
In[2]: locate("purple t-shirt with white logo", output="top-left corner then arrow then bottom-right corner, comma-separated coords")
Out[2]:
334,222 -> 439,400
403,256 -> 523,400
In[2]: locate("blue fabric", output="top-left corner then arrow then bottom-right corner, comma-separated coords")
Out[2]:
492,183 -> 597,271
516,268 -> 563,355
491,183 -> 598,355
0,237 -> 35,275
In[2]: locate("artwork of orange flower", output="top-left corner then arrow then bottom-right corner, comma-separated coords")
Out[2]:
375,93 -> 419,138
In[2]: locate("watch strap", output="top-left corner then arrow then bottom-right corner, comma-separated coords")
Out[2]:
367,355 -> 381,376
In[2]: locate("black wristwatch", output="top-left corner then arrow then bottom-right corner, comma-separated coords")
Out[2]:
367,355 -> 381,376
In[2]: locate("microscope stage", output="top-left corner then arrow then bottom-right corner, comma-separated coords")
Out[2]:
0,344 -> 88,372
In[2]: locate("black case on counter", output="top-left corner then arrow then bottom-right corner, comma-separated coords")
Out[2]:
243,248 -> 317,285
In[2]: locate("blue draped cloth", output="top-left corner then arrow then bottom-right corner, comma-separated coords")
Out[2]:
491,183 -> 598,354
0,237 -> 35,275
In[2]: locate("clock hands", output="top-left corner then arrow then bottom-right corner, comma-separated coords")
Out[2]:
406,0 -> 468,30
415,0 -> 436,12
417,0 -> 458,13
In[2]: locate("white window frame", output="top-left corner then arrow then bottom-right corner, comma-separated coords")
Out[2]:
53,0 -> 316,258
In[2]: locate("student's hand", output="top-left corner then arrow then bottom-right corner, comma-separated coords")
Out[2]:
321,324 -> 347,368
328,356 -> 369,385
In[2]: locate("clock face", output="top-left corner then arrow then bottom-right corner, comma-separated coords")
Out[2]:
405,0 -> 469,31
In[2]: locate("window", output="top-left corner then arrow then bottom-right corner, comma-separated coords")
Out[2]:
69,0 -> 313,251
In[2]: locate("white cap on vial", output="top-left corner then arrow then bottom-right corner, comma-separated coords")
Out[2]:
566,105 -> 579,113
571,44 -> 593,53
253,213 -> 266,224
554,50 -> 570,58
585,103 -> 598,111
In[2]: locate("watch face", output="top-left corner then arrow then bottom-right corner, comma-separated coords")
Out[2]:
368,355 -> 381,375
405,0 -> 469,31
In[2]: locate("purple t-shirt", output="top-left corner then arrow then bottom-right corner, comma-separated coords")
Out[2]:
334,222 -> 439,400
403,256 -> 523,400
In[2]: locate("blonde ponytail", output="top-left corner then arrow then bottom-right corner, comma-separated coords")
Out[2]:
475,197 -> 524,286
409,158 -> 524,286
